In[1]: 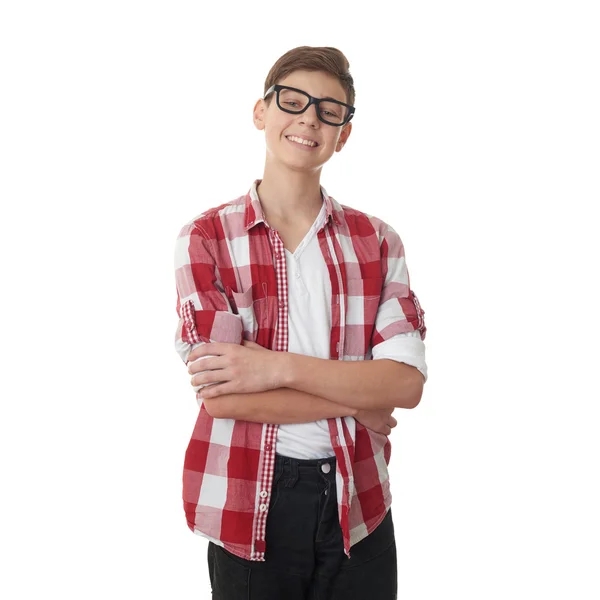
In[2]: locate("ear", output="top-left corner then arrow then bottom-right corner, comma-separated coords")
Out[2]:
336,122 -> 352,152
253,98 -> 266,131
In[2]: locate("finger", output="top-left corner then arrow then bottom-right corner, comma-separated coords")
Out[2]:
201,383 -> 231,399
195,342 -> 226,357
188,344 -> 211,362
188,356 -> 221,374
193,368 -> 230,387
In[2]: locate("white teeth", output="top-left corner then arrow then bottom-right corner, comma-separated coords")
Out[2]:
287,135 -> 317,147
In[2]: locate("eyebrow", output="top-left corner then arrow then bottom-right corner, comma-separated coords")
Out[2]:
284,85 -> 347,104
307,90 -> 344,103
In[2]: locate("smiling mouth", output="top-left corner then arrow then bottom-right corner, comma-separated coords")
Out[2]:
286,135 -> 319,148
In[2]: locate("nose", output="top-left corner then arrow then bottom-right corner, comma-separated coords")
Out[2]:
298,101 -> 320,127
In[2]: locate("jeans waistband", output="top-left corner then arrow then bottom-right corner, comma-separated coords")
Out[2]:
274,453 -> 337,486
275,453 -> 336,468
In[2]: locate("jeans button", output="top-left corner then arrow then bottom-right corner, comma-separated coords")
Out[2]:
320,463 -> 331,474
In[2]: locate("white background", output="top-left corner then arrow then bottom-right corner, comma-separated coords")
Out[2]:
1,1 -> 599,598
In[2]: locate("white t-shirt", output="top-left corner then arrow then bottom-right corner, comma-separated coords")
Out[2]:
274,199 -> 426,459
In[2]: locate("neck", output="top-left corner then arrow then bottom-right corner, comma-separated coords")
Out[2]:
257,160 -> 324,224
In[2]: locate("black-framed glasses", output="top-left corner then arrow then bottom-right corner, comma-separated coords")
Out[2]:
263,84 -> 355,127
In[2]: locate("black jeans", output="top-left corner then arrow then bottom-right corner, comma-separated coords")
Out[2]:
207,453 -> 397,599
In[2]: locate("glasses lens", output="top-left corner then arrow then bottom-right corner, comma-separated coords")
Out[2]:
278,88 -> 348,125
319,100 -> 348,125
278,88 -> 310,112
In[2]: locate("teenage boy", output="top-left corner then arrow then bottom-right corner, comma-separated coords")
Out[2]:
174,46 -> 427,600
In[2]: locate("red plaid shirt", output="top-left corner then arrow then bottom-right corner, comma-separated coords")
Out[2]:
174,179 -> 427,561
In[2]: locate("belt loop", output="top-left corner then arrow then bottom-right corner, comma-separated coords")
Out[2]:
272,456 -> 284,486
284,457 -> 299,488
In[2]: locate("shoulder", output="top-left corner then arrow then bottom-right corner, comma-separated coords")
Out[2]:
333,197 -> 403,248
175,193 -> 248,241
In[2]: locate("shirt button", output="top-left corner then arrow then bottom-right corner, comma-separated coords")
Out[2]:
265,443 -> 272,450
260,490 -> 268,498
279,300 -> 284,307
259,504 -> 267,511
321,463 -> 331,474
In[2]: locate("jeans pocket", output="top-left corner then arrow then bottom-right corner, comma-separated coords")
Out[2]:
210,542 -> 251,599
267,461 -> 285,513
268,483 -> 281,513
339,509 -> 395,569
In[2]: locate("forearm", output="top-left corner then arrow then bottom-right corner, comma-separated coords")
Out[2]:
204,387 -> 358,423
281,353 -> 422,410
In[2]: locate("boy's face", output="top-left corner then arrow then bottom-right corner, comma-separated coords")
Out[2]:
253,69 -> 352,172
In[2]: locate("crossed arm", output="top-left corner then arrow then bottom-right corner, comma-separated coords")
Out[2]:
188,343 -> 424,422
175,219 -> 426,426
202,387 -> 357,422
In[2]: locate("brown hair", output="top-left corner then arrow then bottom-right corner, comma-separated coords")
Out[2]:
263,46 -> 355,108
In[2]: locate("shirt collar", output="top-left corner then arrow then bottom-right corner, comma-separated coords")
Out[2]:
244,178 -> 339,231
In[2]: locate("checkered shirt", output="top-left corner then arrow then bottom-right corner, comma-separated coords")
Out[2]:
174,179 -> 427,561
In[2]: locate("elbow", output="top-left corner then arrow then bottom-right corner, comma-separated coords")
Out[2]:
408,372 -> 425,409
409,389 -> 423,409
202,397 -> 221,418
393,369 -> 424,409
203,395 -> 236,419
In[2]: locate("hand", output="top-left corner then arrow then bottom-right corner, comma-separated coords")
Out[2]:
354,407 -> 397,436
187,340 -> 285,399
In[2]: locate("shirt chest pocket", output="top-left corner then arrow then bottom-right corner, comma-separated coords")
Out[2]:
346,276 -> 383,316
228,282 -> 269,342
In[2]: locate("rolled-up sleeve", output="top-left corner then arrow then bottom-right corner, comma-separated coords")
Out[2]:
371,330 -> 427,382
370,222 -> 428,382
174,221 -> 243,393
